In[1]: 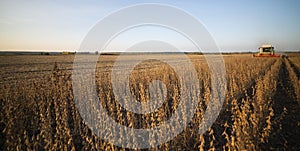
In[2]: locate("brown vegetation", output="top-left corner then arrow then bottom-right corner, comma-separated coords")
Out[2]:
0,54 -> 299,150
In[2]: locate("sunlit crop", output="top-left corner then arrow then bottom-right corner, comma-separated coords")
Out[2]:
0,54 -> 299,150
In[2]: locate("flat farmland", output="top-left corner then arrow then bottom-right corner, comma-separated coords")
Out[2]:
0,54 -> 299,150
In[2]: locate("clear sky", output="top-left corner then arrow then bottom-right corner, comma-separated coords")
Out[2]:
0,0 -> 299,52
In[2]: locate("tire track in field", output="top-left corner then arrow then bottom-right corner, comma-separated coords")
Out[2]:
262,58 -> 300,150
287,58 -> 300,78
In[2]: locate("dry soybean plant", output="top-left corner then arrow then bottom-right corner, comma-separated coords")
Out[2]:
0,54 -> 299,150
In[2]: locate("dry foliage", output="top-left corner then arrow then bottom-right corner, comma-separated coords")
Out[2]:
0,54 -> 299,150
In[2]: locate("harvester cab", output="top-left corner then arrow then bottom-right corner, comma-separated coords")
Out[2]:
253,44 -> 280,57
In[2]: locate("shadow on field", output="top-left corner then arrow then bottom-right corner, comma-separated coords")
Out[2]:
262,59 -> 300,150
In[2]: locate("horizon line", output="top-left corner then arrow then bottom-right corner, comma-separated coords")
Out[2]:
0,49 -> 299,53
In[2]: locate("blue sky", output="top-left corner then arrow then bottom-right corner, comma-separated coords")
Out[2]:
0,0 -> 299,52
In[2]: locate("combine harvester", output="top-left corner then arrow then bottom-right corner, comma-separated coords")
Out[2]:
253,44 -> 281,58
